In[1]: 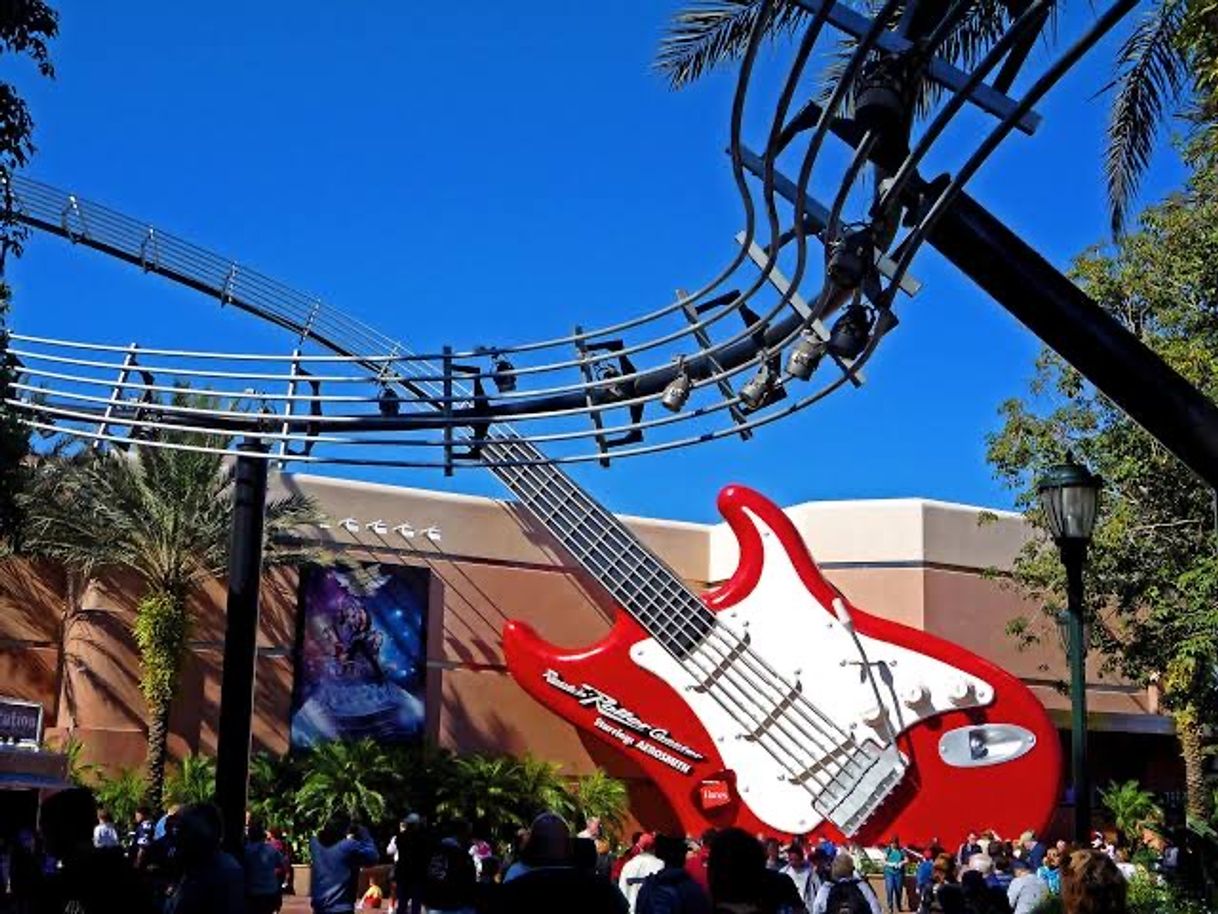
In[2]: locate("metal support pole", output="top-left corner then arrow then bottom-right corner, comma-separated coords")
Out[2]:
928,193 -> 1218,490
1062,539 -> 1090,843
215,440 -> 269,858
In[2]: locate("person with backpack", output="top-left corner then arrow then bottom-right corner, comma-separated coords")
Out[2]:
637,834 -> 710,914
811,853 -> 881,914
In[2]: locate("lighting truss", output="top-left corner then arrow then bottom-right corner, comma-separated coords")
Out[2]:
2,0 -> 1137,468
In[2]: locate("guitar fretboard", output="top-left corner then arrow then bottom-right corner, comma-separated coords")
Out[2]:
484,433 -> 714,657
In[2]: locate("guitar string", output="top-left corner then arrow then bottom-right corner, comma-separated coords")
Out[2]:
489,443 -> 859,811
489,431 -> 876,783
490,439 -> 890,831
488,435 -> 887,814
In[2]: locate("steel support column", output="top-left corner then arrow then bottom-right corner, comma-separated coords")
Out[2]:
927,193 -> 1218,489
215,440 -> 269,857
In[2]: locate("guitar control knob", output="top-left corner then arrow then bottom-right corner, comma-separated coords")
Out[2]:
902,683 -> 929,708
948,677 -> 974,706
860,703 -> 886,727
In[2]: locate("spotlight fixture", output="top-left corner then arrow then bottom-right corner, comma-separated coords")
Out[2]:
661,358 -> 692,412
786,332 -> 826,381
491,355 -> 516,393
377,385 -> 401,417
855,54 -> 911,137
826,226 -> 874,290
739,360 -> 778,412
827,304 -> 873,360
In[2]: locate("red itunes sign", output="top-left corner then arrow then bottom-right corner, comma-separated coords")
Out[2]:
700,780 -> 732,810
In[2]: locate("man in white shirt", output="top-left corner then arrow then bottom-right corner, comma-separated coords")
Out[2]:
92,810 -> 119,848
780,843 -> 822,912
618,833 -> 664,913
812,854 -> 882,914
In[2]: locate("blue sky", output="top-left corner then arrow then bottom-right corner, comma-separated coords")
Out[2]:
5,2 -> 1187,522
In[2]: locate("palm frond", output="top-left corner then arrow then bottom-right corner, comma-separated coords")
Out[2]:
1104,0 -> 1189,237
654,0 -> 808,89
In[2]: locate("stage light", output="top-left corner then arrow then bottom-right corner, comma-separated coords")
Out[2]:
378,385 -> 401,416
855,55 -> 909,136
786,332 -> 826,381
739,361 -> 778,412
661,359 -> 692,412
827,305 -> 872,360
826,227 -> 873,290
491,355 -> 516,393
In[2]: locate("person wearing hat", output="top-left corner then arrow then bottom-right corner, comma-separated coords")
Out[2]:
779,841 -> 822,911
619,833 -> 664,913
1006,857 -> 1047,914
1018,831 -> 1047,870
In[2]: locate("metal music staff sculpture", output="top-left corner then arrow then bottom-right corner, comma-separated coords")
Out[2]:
6,0 -> 1216,845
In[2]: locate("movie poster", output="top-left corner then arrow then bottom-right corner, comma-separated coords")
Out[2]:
290,563 -> 429,749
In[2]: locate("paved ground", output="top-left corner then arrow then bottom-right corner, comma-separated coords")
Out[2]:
281,897 -> 311,913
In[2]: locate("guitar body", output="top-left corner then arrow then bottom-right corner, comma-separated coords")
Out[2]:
504,484 -> 1061,842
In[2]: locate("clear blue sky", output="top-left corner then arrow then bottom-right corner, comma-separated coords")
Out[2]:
5,2 -> 1186,522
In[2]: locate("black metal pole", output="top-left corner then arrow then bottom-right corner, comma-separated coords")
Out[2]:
215,440 -> 269,858
927,193 -> 1218,490
1062,539 -> 1090,843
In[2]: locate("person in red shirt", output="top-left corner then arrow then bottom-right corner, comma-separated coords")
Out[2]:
684,829 -> 717,892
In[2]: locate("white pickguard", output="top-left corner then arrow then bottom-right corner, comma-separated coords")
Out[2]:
631,507 -> 993,836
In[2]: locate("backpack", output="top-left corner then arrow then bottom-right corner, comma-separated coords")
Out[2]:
826,879 -> 872,914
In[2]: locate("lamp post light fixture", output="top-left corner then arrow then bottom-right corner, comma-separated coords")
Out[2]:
1037,452 -> 1102,843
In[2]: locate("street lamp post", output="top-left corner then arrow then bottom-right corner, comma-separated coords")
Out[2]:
1038,453 -> 1102,844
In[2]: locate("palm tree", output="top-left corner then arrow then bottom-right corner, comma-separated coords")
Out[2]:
655,0 -> 1212,234
1100,779 -> 1164,844
568,769 -> 629,838
294,739 -> 396,831
20,419 -> 324,807
164,752 -> 217,807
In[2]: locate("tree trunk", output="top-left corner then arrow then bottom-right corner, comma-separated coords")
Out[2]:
145,699 -> 171,811
1175,706 -> 1211,822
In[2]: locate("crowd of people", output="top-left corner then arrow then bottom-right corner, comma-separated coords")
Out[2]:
0,785 -> 1171,914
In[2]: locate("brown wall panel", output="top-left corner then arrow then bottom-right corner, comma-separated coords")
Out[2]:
0,559 -> 65,643
0,645 -> 58,707
820,566 -> 926,628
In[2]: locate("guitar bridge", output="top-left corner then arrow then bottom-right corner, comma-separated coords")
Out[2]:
817,742 -> 907,837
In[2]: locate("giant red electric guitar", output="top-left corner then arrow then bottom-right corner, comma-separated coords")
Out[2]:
495,438 -> 1061,842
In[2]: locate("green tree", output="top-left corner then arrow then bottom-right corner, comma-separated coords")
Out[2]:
164,752 -> 217,807
294,739 -> 396,832
986,142 -> 1218,821
0,2 -> 58,544
248,750 -> 301,830
19,420 -> 324,807
567,769 -> 629,839
1101,779 -> 1165,845
655,0 -> 1218,234
0,282 -> 28,551
93,767 -> 149,834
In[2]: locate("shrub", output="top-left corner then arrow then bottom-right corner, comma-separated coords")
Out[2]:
94,767 -> 148,833
164,752 -> 216,807
568,769 -> 628,838
1100,780 -> 1163,846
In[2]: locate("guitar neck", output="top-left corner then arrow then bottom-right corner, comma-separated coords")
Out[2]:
483,433 -> 712,657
